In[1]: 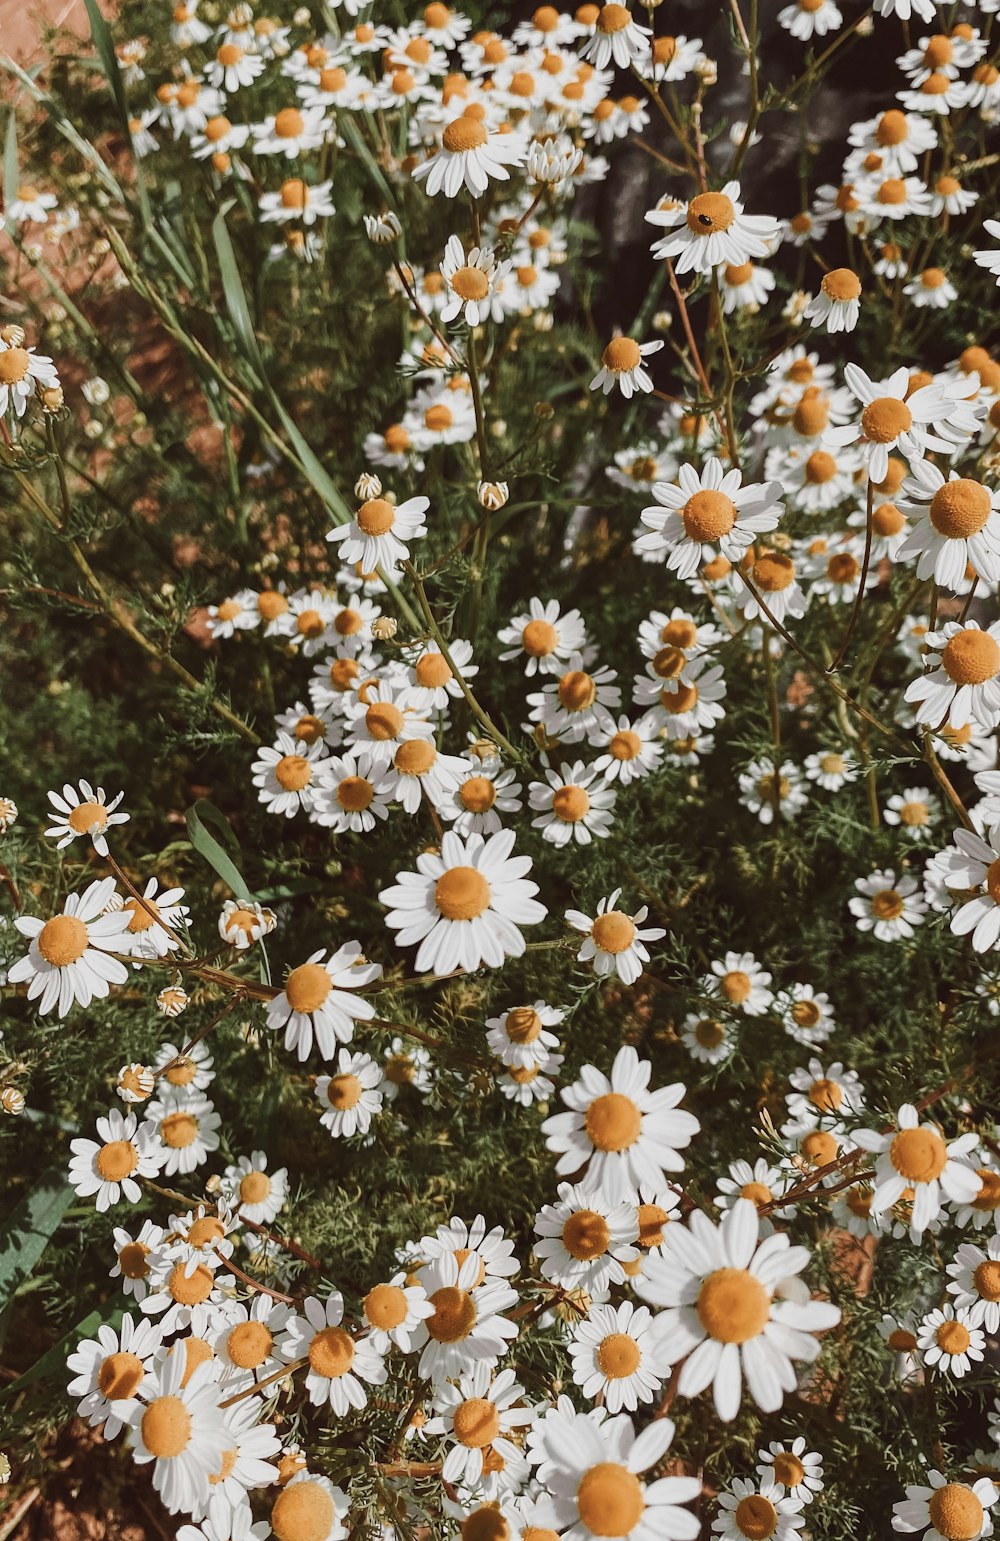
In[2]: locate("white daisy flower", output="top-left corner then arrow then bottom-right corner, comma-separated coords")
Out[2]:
825,363 -> 950,483
896,463 -> 1000,588
118,879 -> 189,961
380,828 -> 546,974
0,335 -> 59,417
418,1212 -> 521,1281
947,1238 -> 1000,1331
410,1249 -> 519,1382
587,712 -> 665,785
220,1151 -> 288,1225
315,1049 -> 384,1137
569,1300 -> 667,1414
713,1473 -> 805,1541
426,1363 -> 535,1491
213,1294 -> 291,1387
849,868 -> 928,941
440,234 -> 510,325
530,1407 -> 700,1541
906,622 -> 1000,733
681,1013 -> 735,1064
635,1198 -> 840,1421
398,639 -> 478,716
739,759 -> 809,825
778,0 -> 842,38
776,983 -> 835,1046
344,682 -> 435,766
266,943 -> 381,1061
413,114 -> 526,198
702,951 -> 773,1016
445,759 -> 524,836
311,752 -> 395,835
218,899 -> 276,950
327,492 -> 429,573
383,1036 -> 433,1100
204,42 -> 266,90
852,1103 -> 980,1234
804,267 -> 863,333
974,222 -> 1000,287
251,733 -> 327,818
128,1350 -> 228,1515
497,597 -> 588,676
67,1312 -> 162,1438
580,4 -> 651,68
646,182 -> 779,276
905,268 -> 958,308
590,335 -> 664,399
499,1056 -> 562,1106
715,1158 -> 793,1219
937,824 -> 1000,951
69,1107 -> 163,1215
527,655 -> 621,743
147,1092 -> 221,1177
892,1469 -> 998,1541
542,1044 -> 699,1205
529,760 -> 617,847
44,779 -> 128,856
268,1472 -> 349,1541
258,177 -> 336,225
883,787 -> 941,839
736,550 -> 808,626
280,1292 -> 387,1413
487,1001 -> 564,1069
565,887 -> 666,986
10,877 -> 131,1018
636,457 -> 784,580
360,1272 -> 435,1354
252,104 -> 329,157
803,749 -> 857,792
533,1181 -> 639,1294
110,1220 -> 165,1302
117,1063 -> 155,1104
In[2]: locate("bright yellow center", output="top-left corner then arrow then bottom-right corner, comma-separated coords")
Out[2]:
271,1482 -> 336,1541
942,630 -> 1000,685
576,1463 -> 644,1537
559,670 -> 597,710
309,1326 -> 355,1378
734,1496 -> 778,1541
930,480 -> 992,539
452,265 -> 491,301
562,1209 -> 611,1260
697,1268 -> 770,1343
889,1126 -> 948,1182
686,191 -> 736,234
453,1397 -> 501,1447
98,1350 -> 145,1400
228,1320 -> 274,1368
160,1112 -> 199,1149
275,756 -> 312,791
365,1283 -> 409,1329
591,911 -> 636,953
366,702 -> 404,741
435,866 -> 491,920
443,116 -> 489,152
95,1140 -> 139,1182
357,498 -> 396,535
596,1333 -> 641,1378
927,1486 -> 984,1541
37,914 -> 89,967
523,618 -> 559,657
861,397 -> 912,444
682,489 -> 736,543
584,1093 -> 642,1152
141,1397 -> 192,1458
553,785 -> 591,822
427,1285 -> 477,1342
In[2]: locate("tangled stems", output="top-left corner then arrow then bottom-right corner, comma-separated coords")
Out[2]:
828,481 -> 876,674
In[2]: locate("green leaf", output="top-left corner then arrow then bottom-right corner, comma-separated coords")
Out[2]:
0,1168 -> 74,1315
2,111 -> 18,222
185,798 -> 252,899
339,113 -> 398,215
212,204 -> 265,376
0,1307 -> 122,1401
82,0 -> 128,124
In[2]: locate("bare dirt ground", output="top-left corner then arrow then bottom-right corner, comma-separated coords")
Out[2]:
0,0 -> 92,66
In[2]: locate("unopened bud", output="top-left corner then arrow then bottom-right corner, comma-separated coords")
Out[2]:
39,384 -> 64,412
355,471 -> 383,500
1,1088 -> 25,1116
371,616 -> 398,641
478,480 -> 510,511
157,984 -> 190,1017
1,325 -> 25,347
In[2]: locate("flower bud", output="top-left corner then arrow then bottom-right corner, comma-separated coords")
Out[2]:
1,1088 -> 25,1116
371,616 -> 398,641
157,984 -> 190,1017
355,471 -> 383,500
478,480 -> 510,511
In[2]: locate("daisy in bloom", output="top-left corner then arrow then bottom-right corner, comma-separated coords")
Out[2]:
569,1300 -> 667,1414
803,748 -> 857,792
440,235 -> 509,325
413,113 -> 526,198
784,1060 -> 864,1130
852,1103 -> 979,1234
529,761 -> 617,846
251,733 -> 327,818
195,1393 -> 280,1518
905,268 -> 958,310
703,951 -> 774,1016
949,1159 -> 1000,1231
280,1292 -> 387,1414
220,1152 -> 288,1226
410,1249 -> 519,1383
580,4 -> 651,67
776,982 -> 835,1046
128,1351 -> 228,1515
936,823 -> 1000,952
119,879 -> 189,961
974,220 -> 1000,286
399,639 -> 479,715
327,491 -> 429,572
590,335 -> 664,399
646,182 -> 779,276
531,1408 -> 700,1541
849,868 -> 927,941
67,1312 -> 162,1439
533,1181 -> 639,1294
344,682 -> 435,765
948,1237 -> 1000,1330
446,759 -> 524,836
312,752 -> 395,835
487,1001 -> 564,1069
213,1295 -> 291,1387
152,1040 -> 214,1098
0,335 -> 60,417
382,1036 -> 433,1101
906,623 -> 1000,733
896,464 -> 1000,588
542,1044 -> 699,1205
268,1473 -> 349,1541
892,1470 -> 998,1541
44,779 -> 128,856
497,597 -> 588,676
635,1197 -> 840,1421
265,943 -> 382,1061
379,828 -> 546,974
315,1050 -> 384,1137
527,655 -> 621,743
566,888 -> 666,986
739,759 -> 809,824
259,178 -> 336,225
778,0 -> 842,38
146,1093 -> 221,1177
10,877 -> 131,1018
219,900 -> 276,953
883,787 -> 941,839
635,457 -> 784,580
715,1158 -> 792,1220
110,1220 -> 165,1302
757,1440 -> 824,1505
499,1057 -> 562,1107
360,1272 -> 435,1354
588,712 -> 664,785
682,1014 -> 735,1064
803,267 -> 862,333
425,1363 -> 535,1490
712,1474 -> 805,1541
825,364 -> 949,483
917,1305 -> 985,1377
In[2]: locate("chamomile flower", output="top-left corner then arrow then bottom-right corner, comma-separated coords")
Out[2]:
527,655 -> 621,742
327,492 -> 429,572
67,1312 -> 162,1438
533,1181 -> 639,1293
117,1063 -> 155,1104
590,335 -> 664,399
312,752 -> 395,835
897,464 -> 1000,588
529,761 -> 617,846
281,1292 -> 386,1413
716,1158 -> 792,1219
220,1152 -> 288,1225
892,1470 -> 998,1541
779,0 -> 842,38
45,779 -> 128,856
883,787 -> 941,838
497,598 -> 588,676
849,869 -> 927,941
10,877 -> 131,1019
713,1474 -> 805,1541
755,1442 -> 824,1506
703,951 -> 774,1016
636,457 -> 784,580
936,824 -> 1000,951
486,1001 -> 564,1069
266,943 -> 381,1062
946,1238 -> 1000,1330
218,900 -> 276,950
268,1474 -> 349,1541
380,828 -> 546,974
565,888 -> 665,986
825,364 -> 950,483
251,734 -> 327,818
636,1198 -> 840,1420
852,1103 -> 979,1234
426,1363 -> 535,1490
410,1249 -> 519,1382
917,1305 -> 986,1377
804,267 -> 863,333
738,758 -> 809,824
414,114 -> 526,198
118,879 -> 189,960
906,624 -> 1000,733
646,182 -> 779,276
776,983 -> 835,1046
147,1092 -> 221,1177
344,682 -> 435,765
445,760 -> 524,835
804,749 -> 858,791
213,1295 -> 291,1389
580,5 -> 651,69
784,1060 -> 864,1129
110,1220 -> 165,1302
0,336 -> 60,417
128,1352 -> 229,1516
587,712 -> 664,784
360,1273 -> 434,1354
569,1301 -> 666,1414
542,1044 -> 699,1204
315,1049 -> 384,1137
681,1014 -> 735,1064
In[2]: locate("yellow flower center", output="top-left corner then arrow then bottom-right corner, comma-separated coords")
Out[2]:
452,265 -> 491,301
734,1496 -> 778,1540
326,1073 -> 363,1110
754,552 -> 795,592
228,1320 -> 274,1368
596,1333 -> 641,1378
870,889 -> 905,920
97,1350 -> 145,1400
141,1396 -> 192,1458
37,914 -> 89,967
927,1486 -> 984,1541
275,755 -> 312,791
187,1216 -> 225,1247
942,630 -> 1000,685
584,1092 -> 642,1152
808,1077 -> 843,1111
637,1202 -> 670,1247
610,731 -> 641,761
973,1169 -> 1000,1211
562,1209 -> 611,1260
168,1260 -> 215,1306
697,1268 -> 770,1343
721,969 -> 752,1003
427,1285 -> 478,1342
553,785 -> 591,822
889,1125 -> 948,1182
239,1169 -> 272,1206
271,1481 -> 336,1541
95,1140 -> 139,1182
559,670 -> 597,710
160,1112 -> 199,1149
591,911 -> 636,953
821,267 -> 862,302
805,450 -> 838,484
740,1182 -> 772,1209
435,866 -> 491,920
118,1241 -> 150,1279
930,479 -> 992,539
0,348 -> 30,385
364,1283 -> 410,1329
682,489 -> 737,543
356,497 -> 396,536
453,1397 -> 501,1447
602,337 -> 642,373
443,116 -> 489,152
460,776 -> 497,813
506,1007 -> 543,1043
771,1452 -> 805,1488
415,652 -> 453,688
522,618 -> 559,657
337,776 -> 375,813
274,108 -> 305,138
576,1464 -> 645,1538
861,397 -> 912,444
686,191 -> 736,234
